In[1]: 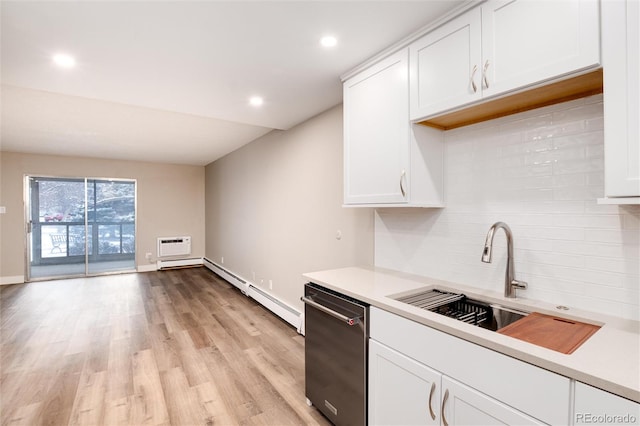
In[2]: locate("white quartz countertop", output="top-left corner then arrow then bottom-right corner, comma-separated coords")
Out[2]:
303,266 -> 640,403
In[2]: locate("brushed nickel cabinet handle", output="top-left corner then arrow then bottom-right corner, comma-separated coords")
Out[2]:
470,65 -> 478,93
483,60 -> 490,89
442,389 -> 450,426
428,382 -> 436,420
400,170 -> 406,198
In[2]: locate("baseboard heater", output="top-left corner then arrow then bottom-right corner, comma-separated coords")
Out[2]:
203,257 -> 302,333
157,257 -> 203,270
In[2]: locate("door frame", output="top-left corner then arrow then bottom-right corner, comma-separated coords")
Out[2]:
24,174 -> 138,282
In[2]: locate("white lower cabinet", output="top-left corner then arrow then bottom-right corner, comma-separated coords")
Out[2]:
369,307 -> 572,425
369,339 -> 542,425
573,382 -> 640,426
369,307 -> 640,425
369,340 -> 441,425
440,376 -> 542,426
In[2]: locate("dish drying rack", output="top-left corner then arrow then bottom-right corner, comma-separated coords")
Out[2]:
395,289 -> 489,327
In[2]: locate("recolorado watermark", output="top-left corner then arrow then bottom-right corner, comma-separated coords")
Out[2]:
576,412 -> 638,424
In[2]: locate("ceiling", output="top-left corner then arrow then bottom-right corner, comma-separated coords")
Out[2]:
1,1 -> 467,166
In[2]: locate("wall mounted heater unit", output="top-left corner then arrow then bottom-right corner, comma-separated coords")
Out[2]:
157,236 -> 191,257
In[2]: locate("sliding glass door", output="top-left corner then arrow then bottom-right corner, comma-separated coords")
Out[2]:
27,176 -> 136,280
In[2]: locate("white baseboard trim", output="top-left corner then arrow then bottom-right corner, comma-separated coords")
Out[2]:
203,257 -> 302,333
1,275 -> 25,285
137,264 -> 159,272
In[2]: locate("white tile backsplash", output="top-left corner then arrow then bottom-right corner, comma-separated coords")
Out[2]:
375,95 -> 640,320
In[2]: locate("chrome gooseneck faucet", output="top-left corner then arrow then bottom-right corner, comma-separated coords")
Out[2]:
481,222 -> 527,298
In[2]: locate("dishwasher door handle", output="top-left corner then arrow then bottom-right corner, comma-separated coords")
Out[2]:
301,296 -> 362,326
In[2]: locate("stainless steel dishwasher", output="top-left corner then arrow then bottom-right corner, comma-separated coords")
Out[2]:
301,283 -> 368,426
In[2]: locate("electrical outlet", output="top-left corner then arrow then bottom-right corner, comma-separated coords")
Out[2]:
269,280 -> 273,290
145,252 -> 152,261
221,256 -> 224,264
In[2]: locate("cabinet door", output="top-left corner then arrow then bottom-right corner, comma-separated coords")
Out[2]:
344,50 -> 409,205
369,340 -> 441,426
602,0 -> 640,198
574,382 -> 640,426
481,0 -> 600,98
409,7 -> 482,120
441,376 -> 545,426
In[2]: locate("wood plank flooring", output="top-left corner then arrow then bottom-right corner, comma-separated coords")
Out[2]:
1,268 -> 330,426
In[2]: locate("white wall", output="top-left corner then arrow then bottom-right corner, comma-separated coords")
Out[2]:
0,152 -> 205,282
375,95 -> 640,320
205,105 -> 374,311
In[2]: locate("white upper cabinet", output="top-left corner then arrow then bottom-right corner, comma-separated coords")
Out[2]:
409,8 -> 482,120
601,0 -> 640,202
344,50 -> 444,207
410,0 -> 601,121
481,0 -> 600,98
344,50 -> 410,205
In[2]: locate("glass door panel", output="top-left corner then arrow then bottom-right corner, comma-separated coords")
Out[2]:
29,177 -> 87,279
87,179 -> 136,274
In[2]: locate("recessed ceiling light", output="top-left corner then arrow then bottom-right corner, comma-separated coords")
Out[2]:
320,36 -> 338,48
249,96 -> 264,107
53,53 -> 76,68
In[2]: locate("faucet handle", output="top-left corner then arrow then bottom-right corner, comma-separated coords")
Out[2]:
511,280 -> 528,290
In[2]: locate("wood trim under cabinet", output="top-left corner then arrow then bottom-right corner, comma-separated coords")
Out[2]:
418,68 -> 603,131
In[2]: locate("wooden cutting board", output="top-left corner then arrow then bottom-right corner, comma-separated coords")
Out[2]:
497,312 -> 601,354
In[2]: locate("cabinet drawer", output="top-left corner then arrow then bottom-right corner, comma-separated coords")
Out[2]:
370,307 -> 570,425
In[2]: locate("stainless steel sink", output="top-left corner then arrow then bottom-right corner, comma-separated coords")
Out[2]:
483,304 -> 529,331
393,288 -> 529,331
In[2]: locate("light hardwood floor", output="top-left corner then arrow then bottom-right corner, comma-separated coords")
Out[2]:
1,268 -> 331,426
